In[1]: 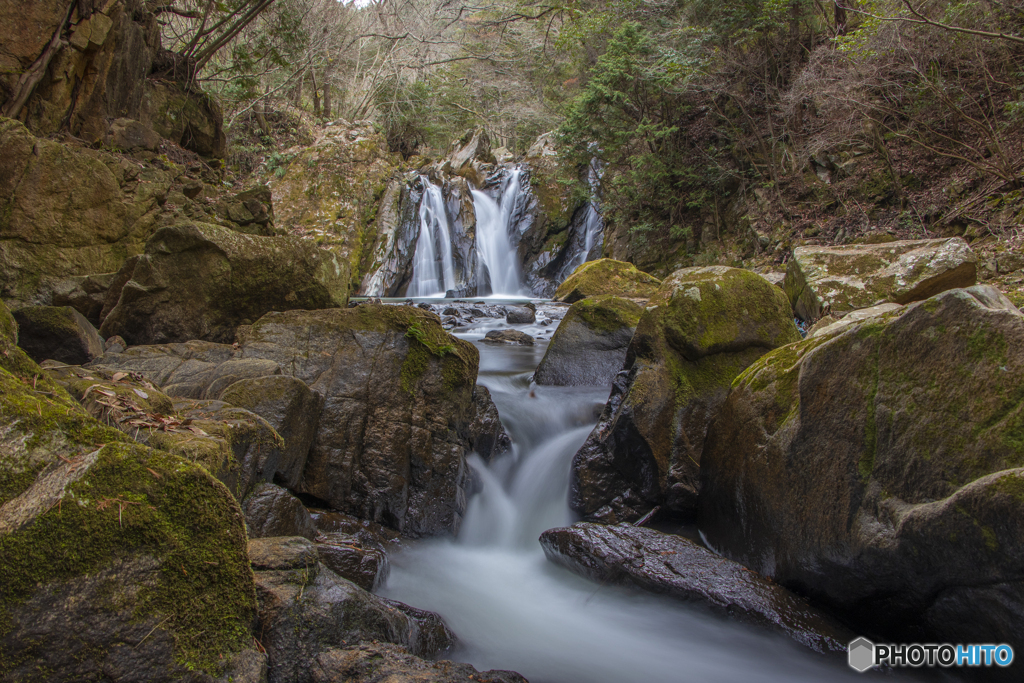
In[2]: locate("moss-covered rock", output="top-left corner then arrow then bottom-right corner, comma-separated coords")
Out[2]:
784,237 -> 978,321
140,80 -> 226,158
0,300 -> 259,681
570,267 -> 800,521
699,284 -> 1024,654
13,305 -> 105,365
99,221 -> 350,345
554,259 -> 662,303
272,122 -> 400,288
534,296 -> 642,387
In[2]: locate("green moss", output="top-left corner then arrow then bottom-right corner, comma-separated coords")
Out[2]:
570,295 -> 644,334
400,343 -> 431,395
993,472 -> 1024,503
554,259 -> 662,303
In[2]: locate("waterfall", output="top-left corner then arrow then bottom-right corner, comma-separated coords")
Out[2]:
572,158 -> 606,272
472,169 -> 525,297
408,179 -> 458,297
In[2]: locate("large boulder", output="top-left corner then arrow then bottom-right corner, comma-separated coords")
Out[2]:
219,375 -> 323,489
540,523 -> 852,655
140,80 -> 226,158
13,305 -> 105,365
534,295 -> 642,387
250,536 -> 455,683
571,267 -> 800,522
699,285 -> 1024,656
99,221 -> 350,345
310,643 -> 528,683
784,237 -> 977,320
236,305 -> 481,536
554,259 -> 661,303
0,299 -> 261,681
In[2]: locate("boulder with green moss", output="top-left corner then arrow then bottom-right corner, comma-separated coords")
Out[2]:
534,296 -> 643,387
13,305 -> 105,365
140,80 -> 226,158
0,299 -> 262,681
699,285 -> 1024,655
554,259 -> 662,303
784,237 -> 977,321
235,305 -> 482,536
571,267 -> 800,522
99,221 -> 349,345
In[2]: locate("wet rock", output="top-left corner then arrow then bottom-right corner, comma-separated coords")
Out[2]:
540,523 -> 852,655
235,305 -> 480,537
534,296 -> 642,387
699,285 -> 1024,654
219,375 -> 323,489
243,484 -> 318,541
249,536 -> 321,571
554,259 -> 662,303
310,643 -> 528,683
463,384 -> 512,462
99,221 -> 349,345
571,267 -> 800,522
311,510 -> 403,549
483,329 -> 534,345
0,298 -> 258,681
443,307 -> 460,316
13,305 -> 105,365
784,237 -> 977,320
316,532 -> 390,591
505,304 -> 537,324
254,553 -> 455,683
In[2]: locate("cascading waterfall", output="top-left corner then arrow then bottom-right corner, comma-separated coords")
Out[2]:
472,169 -> 525,296
570,159 -> 605,273
408,179 -> 458,297
382,323 -> 860,683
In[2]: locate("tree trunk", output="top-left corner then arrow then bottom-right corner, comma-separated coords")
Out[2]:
311,70 -> 320,118
834,1 -> 848,36
323,81 -> 332,120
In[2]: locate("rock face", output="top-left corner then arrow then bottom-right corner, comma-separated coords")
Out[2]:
243,483 -> 318,541
100,221 -> 350,344
236,305 -> 481,536
309,643 -> 528,683
540,523 -> 852,654
784,237 -> 977,320
0,299 -> 259,681
571,267 -> 800,522
316,532 -> 390,592
534,296 -> 642,387
13,305 -> 105,364
250,536 -> 455,683
699,285 -> 1024,652
554,259 -> 662,303
272,121 -> 400,286
464,385 -> 512,462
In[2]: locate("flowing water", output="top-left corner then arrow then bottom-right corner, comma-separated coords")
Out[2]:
408,179 -> 458,297
472,170 -> 525,296
381,306 -> 862,683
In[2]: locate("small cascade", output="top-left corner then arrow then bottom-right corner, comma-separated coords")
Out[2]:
408,178 -> 458,297
570,158 -> 606,272
472,169 -> 525,296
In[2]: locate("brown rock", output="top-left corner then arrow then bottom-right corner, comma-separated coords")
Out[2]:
13,305 -> 105,365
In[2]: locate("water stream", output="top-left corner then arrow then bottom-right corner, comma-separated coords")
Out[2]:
381,306 -> 861,683
408,179 -> 458,297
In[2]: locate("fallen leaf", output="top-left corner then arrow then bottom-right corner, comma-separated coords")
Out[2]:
112,372 -> 128,382
134,388 -> 149,399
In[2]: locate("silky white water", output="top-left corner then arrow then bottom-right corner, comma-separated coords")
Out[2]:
408,179 -> 458,296
381,321 -> 862,683
473,170 -> 525,296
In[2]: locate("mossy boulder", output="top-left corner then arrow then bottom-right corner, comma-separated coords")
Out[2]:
140,80 -> 226,158
534,296 -> 642,387
272,121 -> 400,288
784,237 -> 977,321
0,299 -> 260,681
570,267 -> 800,521
234,305 -> 481,536
554,259 -> 662,303
13,305 -> 105,365
99,221 -> 350,345
699,285 -> 1024,655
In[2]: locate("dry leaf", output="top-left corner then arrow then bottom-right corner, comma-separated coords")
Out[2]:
133,388 -> 149,399
112,372 -> 128,382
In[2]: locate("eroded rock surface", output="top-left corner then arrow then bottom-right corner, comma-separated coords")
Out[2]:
700,285 -> 1024,653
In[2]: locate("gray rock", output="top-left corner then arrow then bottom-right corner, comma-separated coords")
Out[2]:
506,304 -> 536,324
310,643 -> 527,683
482,329 -> 534,345
534,296 -> 641,387
243,484 -> 318,541
219,375 -> 323,488
540,523 -> 852,655
316,532 -> 390,592
13,305 -> 105,365
463,384 -> 512,462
